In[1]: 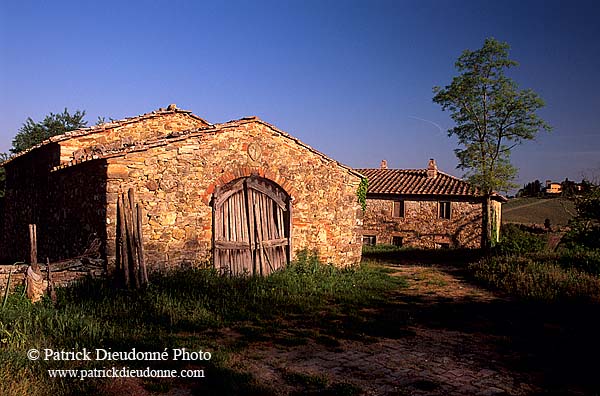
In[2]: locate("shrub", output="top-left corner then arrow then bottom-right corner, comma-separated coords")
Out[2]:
494,224 -> 547,254
559,247 -> 600,276
469,255 -> 600,303
563,187 -> 600,249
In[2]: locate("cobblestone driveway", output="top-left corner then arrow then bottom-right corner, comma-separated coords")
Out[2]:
234,265 -> 542,395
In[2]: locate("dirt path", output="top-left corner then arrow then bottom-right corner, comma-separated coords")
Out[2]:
226,264 -> 539,396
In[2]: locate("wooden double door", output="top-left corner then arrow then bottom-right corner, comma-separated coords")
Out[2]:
213,176 -> 291,276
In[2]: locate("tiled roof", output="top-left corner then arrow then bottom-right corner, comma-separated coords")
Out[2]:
356,168 -> 479,197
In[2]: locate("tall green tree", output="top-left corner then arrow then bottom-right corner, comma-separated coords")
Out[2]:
1,108 -> 88,198
10,108 -> 87,154
433,38 -> 551,249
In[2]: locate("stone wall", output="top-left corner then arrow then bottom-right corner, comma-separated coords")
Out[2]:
1,158 -> 108,263
1,113 -> 362,270
0,110 -> 205,264
44,160 -> 108,261
0,260 -> 104,294
102,119 -> 363,270
1,143 -> 61,262
59,112 -> 207,163
362,197 -> 482,248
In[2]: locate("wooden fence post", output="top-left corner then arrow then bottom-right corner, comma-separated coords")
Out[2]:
29,224 -> 38,271
136,203 -> 148,285
118,195 -> 130,288
46,257 -> 57,304
116,189 -> 147,288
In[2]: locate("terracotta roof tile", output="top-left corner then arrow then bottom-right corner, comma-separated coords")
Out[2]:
356,168 -> 479,197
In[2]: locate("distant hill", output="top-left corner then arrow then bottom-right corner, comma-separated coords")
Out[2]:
502,197 -> 577,226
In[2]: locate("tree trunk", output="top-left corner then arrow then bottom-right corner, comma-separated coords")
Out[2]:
481,194 -> 493,253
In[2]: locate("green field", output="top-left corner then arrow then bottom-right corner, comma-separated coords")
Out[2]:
502,197 -> 577,226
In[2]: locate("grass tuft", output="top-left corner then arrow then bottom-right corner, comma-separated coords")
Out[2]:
0,251 -> 400,395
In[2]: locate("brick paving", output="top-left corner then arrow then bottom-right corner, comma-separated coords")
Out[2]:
235,265 -> 540,395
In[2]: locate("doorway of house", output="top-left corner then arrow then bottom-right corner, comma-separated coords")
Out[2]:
212,176 -> 291,276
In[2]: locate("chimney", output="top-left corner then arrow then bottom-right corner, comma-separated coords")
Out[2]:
380,160 -> 388,169
546,180 -> 551,188
167,103 -> 178,111
427,158 -> 438,178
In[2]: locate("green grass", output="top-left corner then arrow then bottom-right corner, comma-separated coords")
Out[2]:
469,223 -> 600,303
469,253 -> 600,303
502,197 -> 576,226
0,251 -> 401,396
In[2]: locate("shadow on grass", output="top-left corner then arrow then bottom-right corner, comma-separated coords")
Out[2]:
5,251 -> 600,396
362,247 -> 484,266
360,248 -> 600,395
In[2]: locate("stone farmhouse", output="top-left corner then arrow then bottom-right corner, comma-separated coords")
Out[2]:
0,105 -> 363,275
357,159 -> 505,249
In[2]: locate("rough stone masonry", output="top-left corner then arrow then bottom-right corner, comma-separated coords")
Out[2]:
0,106 -> 364,273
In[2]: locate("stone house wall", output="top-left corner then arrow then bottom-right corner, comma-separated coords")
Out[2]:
1,143 -> 61,262
1,110 -> 362,270
1,158 -> 108,263
101,119 -> 363,270
362,197 -> 482,248
0,110 -> 206,264
59,111 -> 207,163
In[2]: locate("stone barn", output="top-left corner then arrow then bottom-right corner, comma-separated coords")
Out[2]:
357,159 -> 506,249
0,105 -> 363,275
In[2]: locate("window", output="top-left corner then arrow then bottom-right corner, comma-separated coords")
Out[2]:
392,236 -> 403,247
392,200 -> 404,218
439,201 -> 451,219
362,235 -> 376,246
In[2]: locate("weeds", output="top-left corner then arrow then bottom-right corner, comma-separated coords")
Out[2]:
470,254 -> 600,303
494,224 -> 547,255
0,252 -> 400,396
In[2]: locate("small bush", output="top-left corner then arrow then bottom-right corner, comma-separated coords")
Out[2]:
559,247 -> 600,276
469,255 -> 600,303
495,224 -> 547,254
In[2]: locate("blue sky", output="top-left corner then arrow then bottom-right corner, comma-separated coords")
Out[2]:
1,0 -> 599,191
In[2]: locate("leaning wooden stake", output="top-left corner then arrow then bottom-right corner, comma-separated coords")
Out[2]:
26,224 -> 43,302
1,269 -> 11,310
136,203 -> 148,285
29,224 -> 38,272
125,189 -> 140,289
46,257 -> 57,305
118,195 -> 130,288
115,189 -> 147,288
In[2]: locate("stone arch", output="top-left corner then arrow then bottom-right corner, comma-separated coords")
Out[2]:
201,166 -> 296,205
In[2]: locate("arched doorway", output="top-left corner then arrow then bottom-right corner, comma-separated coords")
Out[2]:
212,176 -> 292,275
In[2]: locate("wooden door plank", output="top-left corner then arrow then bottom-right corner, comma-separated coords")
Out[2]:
253,198 -> 265,276
247,179 -> 287,209
224,198 -> 230,243
242,180 -> 255,275
214,179 -> 245,207
215,240 -> 251,249
287,200 -> 293,264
